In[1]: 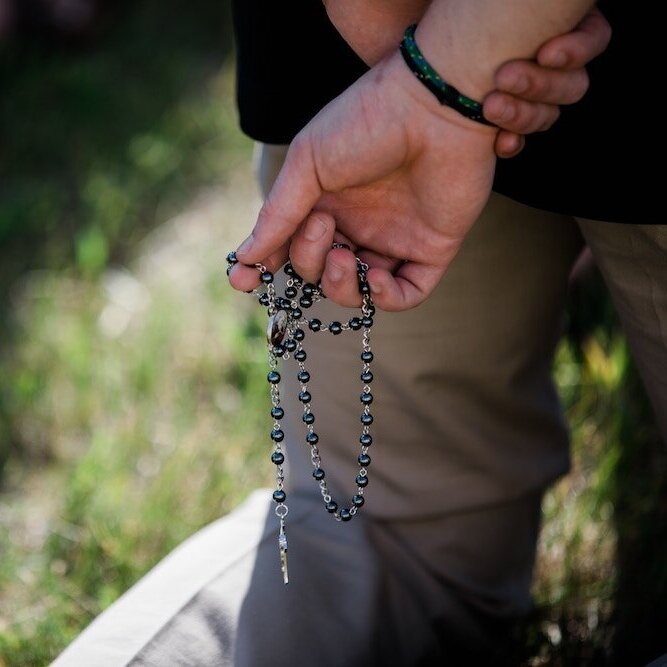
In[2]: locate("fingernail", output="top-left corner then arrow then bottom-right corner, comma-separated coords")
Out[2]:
511,74 -> 528,93
304,216 -> 328,241
328,263 -> 344,281
370,280 -> 382,294
236,234 -> 254,257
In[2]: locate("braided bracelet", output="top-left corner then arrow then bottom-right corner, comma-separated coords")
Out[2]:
226,246 -> 376,584
400,23 -> 495,126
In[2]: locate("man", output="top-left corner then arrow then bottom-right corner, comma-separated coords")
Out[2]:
227,0 -> 665,663
55,3 -> 653,664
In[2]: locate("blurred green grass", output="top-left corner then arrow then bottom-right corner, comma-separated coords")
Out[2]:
1,3 -> 666,665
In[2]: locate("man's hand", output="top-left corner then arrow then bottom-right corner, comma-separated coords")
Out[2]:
324,1 -> 611,159
228,50 -> 497,311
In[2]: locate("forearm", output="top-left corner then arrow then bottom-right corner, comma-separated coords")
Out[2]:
416,0 -> 594,98
323,0 -> 431,66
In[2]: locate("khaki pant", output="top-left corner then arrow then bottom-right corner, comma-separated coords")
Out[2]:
54,144 -> 667,666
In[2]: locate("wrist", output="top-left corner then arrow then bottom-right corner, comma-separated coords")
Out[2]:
400,24 -> 495,126
379,48 -> 497,137
414,5 -> 497,100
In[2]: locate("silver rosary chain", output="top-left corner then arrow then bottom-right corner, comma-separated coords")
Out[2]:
226,251 -> 376,581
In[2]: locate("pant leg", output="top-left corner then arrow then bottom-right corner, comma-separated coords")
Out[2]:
576,220 -> 667,440
251,144 -> 585,643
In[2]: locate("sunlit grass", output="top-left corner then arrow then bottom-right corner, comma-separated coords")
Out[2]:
0,177 -> 270,664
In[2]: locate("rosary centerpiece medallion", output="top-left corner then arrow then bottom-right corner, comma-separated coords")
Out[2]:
226,245 -> 377,584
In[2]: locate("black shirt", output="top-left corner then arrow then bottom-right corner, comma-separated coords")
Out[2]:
232,0 -> 660,224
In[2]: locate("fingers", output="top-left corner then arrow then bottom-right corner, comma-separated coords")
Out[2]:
494,131 -> 525,159
494,61 -> 589,106
288,211 -> 337,283
228,242 -> 289,292
484,92 -> 560,134
235,133 -> 323,265
367,262 -> 447,312
319,247 -> 366,307
537,8 -> 612,69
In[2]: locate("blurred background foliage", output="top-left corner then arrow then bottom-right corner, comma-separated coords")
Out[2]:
0,1 -> 665,665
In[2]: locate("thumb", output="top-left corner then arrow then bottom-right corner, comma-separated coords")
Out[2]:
236,134 -> 324,264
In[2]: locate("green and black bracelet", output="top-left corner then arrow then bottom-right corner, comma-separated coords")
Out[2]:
400,23 -> 495,127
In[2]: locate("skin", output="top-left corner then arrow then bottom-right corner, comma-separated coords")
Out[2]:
229,1 -> 610,311
322,2 -> 610,157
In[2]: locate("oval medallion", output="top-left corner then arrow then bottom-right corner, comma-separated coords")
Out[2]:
267,309 -> 288,346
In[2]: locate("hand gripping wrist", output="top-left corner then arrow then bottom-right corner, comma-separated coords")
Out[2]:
399,23 -> 496,127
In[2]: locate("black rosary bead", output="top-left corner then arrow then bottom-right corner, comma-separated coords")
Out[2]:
312,467 -> 325,480
362,317 -> 374,328
271,451 -> 285,465
339,508 -> 352,521
284,264 -> 296,276
302,283 -> 317,296
361,351 -> 374,363
356,474 -> 369,488
277,297 -> 291,310
329,321 -> 343,335
358,453 -> 371,467
284,339 -> 297,352
302,412 -> 315,425
272,344 -> 286,357
267,371 -> 281,384
273,489 -> 287,503
259,293 -> 270,306
299,296 -> 313,308
349,317 -> 362,330
298,371 -> 311,383
359,282 -> 370,295
293,328 -> 305,341
361,413 -> 374,425
325,500 -> 338,513
361,371 -> 373,383
261,271 -> 274,284
285,286 -> 298,299
352,494 -> 365,508
299,390 -> 312,403
366,304 -> 376,316
271,429 -> 285,442
360,433 -> 373,446
226,251 -> 238,264
308,318 -> 322,332
271,406 -> 285,420
360,392 -> 374,405
294,350 -> 307,361
306,432 -> 319,445
291,307 -> 303,320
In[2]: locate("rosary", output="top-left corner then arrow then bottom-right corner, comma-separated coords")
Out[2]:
226,244 -> 376,584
